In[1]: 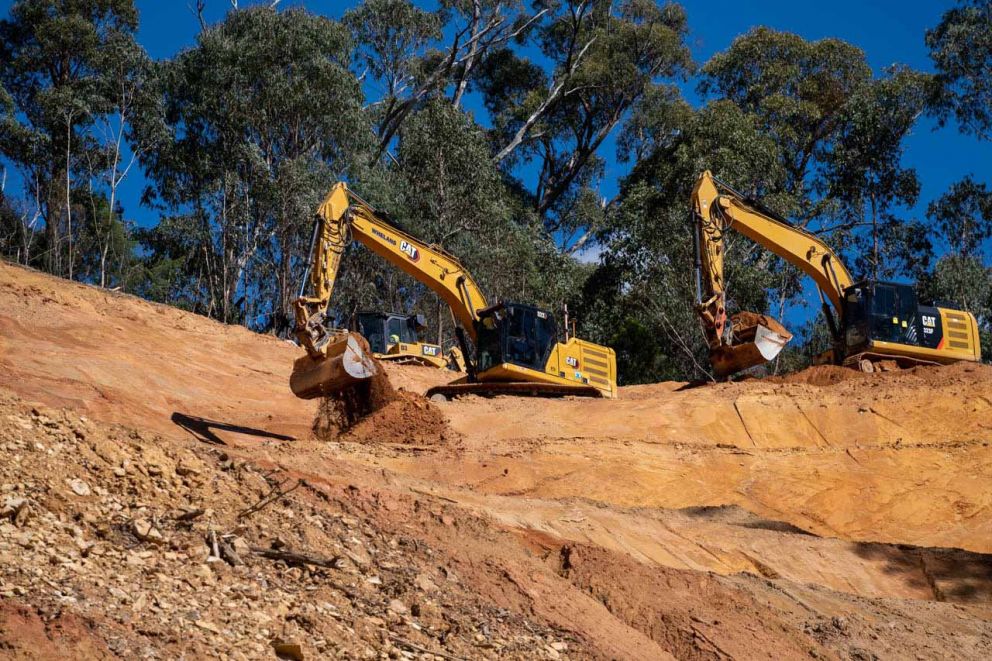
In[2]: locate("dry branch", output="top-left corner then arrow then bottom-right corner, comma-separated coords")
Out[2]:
237,478 -> 302,520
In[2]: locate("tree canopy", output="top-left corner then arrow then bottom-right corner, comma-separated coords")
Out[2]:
0,0 -> 989,380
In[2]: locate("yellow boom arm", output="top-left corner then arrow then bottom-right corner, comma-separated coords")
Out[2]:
692,171 -> 855,374
694,171 -> 854,318
293,182 -> 489,359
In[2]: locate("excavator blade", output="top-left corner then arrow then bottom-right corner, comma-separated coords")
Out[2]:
710,313 -> 793,377
290,332 -> 379,399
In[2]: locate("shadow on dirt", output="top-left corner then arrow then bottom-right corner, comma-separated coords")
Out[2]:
680,505 -> 992,603
674,380 -> 714,391
679,504 -> 818,536
171,412 -> 295,446
852,542 -> 992,603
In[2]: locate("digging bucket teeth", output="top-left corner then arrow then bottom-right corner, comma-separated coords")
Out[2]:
290,332 -> 379,400
710,313 -> 793,377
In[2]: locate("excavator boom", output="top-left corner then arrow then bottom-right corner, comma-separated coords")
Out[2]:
290,183 -> 487,399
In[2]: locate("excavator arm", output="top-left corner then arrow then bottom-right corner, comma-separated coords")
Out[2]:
294,183 -> 489,353
692,171 -> 854,375
290,182 -> 489,398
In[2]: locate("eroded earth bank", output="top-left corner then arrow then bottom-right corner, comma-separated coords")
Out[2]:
1,261 -> 990,659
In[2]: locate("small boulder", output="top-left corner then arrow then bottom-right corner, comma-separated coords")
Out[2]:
67,479 -> 91,497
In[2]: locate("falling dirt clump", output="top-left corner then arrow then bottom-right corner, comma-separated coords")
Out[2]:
312,370 -> 452,446
312,370 -> 398,437
342,389 -> 454,446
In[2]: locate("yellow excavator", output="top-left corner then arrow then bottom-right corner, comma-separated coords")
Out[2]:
290,182 -> 617,400
353,311 -> 463,371
692,171 -> 982,376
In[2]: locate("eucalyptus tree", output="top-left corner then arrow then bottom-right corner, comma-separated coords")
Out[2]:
395,99 -> 581,342
139,6 -> 368,328
824,67 -> 934,281
480,0 -> 693,232
345,0 -> 540,162
0,0 -> 140,277
927,0 -> 992,141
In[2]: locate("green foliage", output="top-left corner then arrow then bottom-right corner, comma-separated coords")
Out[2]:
332,99 -> 588,348
0,0 -> 142,276
926,176 -> 992,257
824,67 -> 933,280
483,0 -> 693,223
344,0 -> 441,99
138,6 -> 369,328
700,26 -> 871,204
927,0 -> 992,140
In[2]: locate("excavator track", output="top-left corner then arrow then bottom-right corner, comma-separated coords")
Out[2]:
843,352 -> 942,373
425,381 -> 604,401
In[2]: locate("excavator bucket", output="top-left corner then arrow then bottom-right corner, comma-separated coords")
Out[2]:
710,312 -> 793,377
290,332 -> 379,399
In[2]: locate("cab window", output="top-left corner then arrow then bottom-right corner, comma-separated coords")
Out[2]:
870,283 -> 921,346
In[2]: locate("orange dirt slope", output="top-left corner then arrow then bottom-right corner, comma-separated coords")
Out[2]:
1,260 -> 991,659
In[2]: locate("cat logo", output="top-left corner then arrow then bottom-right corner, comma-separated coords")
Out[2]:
565,356 -> 579,368
400,240 -> 420,262
422,345 -> 440,357
922,315 -> 937,328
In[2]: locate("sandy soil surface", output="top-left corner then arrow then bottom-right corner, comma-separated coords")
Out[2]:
1,260 -> 991,659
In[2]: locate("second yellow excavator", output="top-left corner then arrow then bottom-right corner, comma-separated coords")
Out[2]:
353,311 -> 463,371
290,183 -> 617,400
692,171 -> 982,376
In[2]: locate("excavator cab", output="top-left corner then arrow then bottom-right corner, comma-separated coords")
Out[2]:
475,303 -> 558,373
353,311 -> 458,370
356,312 -> 423,354
840,281 -> 961,361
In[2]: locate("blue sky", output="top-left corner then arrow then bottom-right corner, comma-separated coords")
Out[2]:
2,0 -> 987,287
81,1 -> 984,235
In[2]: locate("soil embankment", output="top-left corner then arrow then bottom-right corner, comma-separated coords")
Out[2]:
1,260 -> 990,659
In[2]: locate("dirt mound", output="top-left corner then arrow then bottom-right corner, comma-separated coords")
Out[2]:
903,359 -> 992,387
764,359 -> 992,388
312,369 -> 452,446
770,363 -> 866,386
341,389 -> 454,446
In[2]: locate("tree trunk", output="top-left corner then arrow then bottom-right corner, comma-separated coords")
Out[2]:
870,190 -> 878,282
65,117 -> 74,281
100,243 -> 109,288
